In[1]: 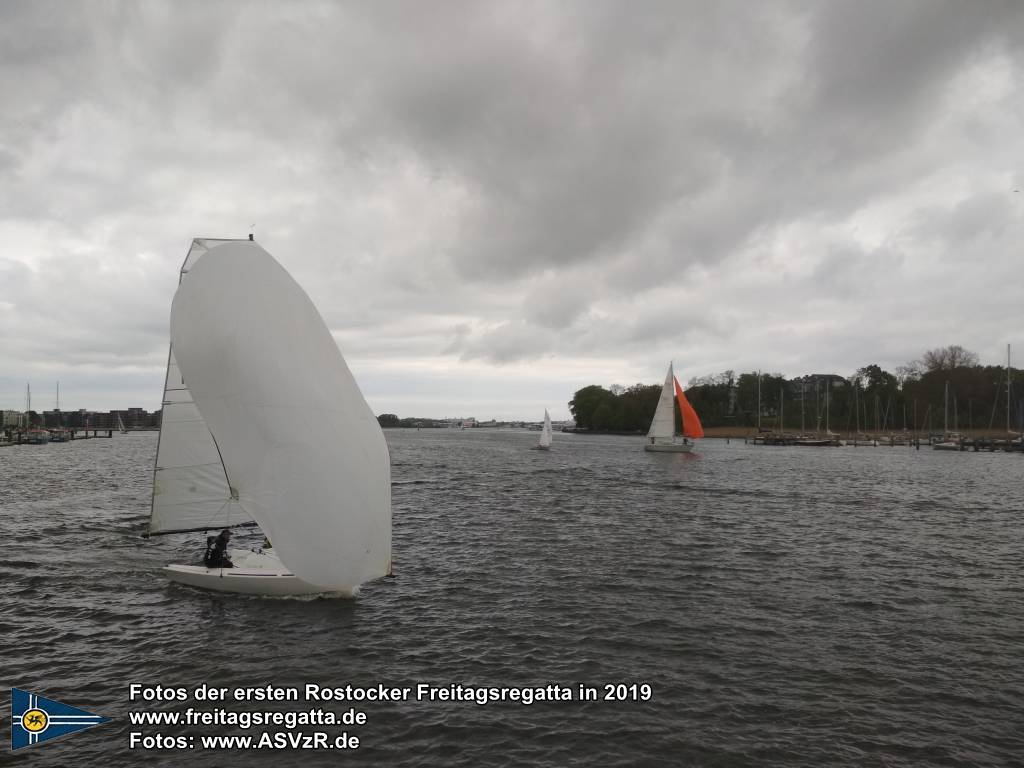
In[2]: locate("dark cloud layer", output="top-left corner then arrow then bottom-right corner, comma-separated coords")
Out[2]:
1,1 -> 1023,417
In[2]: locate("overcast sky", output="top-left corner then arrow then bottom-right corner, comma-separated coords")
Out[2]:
2,1 -> 1022,420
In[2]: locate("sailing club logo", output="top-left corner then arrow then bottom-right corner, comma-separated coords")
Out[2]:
10,688 -> 111,751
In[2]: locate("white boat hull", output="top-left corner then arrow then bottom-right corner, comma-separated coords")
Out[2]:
165,549 -> 355,597
644,442 -> 694,453
164,564 -> 332,595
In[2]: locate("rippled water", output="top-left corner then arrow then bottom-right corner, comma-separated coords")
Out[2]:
1,430 -> 1022,766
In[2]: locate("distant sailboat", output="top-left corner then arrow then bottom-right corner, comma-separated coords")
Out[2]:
22,383 -> 49,444
117,413 -> 127,434
148,237 -> 392,596
533,409 -> 553,450
644,363 -> 704,452
933,381 -> 962,451
49,381 -> 72,441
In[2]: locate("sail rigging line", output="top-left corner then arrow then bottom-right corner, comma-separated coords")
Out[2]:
207,427 -> 238,502
142,520 -> 260,539
142,493 -> 250,538
154,460 -> 231,472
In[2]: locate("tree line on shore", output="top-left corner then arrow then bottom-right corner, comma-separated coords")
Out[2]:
569,345 -> 1021,434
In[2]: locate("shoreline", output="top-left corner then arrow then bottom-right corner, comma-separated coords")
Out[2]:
563,426 -> 1022,440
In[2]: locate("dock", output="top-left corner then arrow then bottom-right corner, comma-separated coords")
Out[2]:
744,431 -> 1023,452
1,427 -> 115,445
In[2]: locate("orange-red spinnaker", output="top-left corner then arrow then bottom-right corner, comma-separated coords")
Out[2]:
674,376 -> 705,439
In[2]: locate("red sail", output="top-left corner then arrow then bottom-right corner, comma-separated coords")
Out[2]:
674,376 -> 704,439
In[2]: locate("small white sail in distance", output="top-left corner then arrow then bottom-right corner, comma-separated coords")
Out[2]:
538,409 -> 553,449
169,241 -> 391,591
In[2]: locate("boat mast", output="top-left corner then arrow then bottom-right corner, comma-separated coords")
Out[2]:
943,381 -> 949,434
801,382 -> 805,434
1008,344 -> 1012,435
853,383 -> 858,436
757,371 -> 761,431
815,378 -> 821,433
825,379 -> 830,433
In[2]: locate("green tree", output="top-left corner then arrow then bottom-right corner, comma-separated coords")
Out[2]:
568,385 -> 615,430
684,373 -> 733,427
619,383 -> 661,430
377,413 -> 400,428
591,401 -> 616,430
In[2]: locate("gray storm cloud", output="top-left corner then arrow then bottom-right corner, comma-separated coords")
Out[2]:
1,0 -> 1022,417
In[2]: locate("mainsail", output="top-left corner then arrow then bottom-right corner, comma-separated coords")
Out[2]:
538,409 -> 553,448
170,240 -> 391,590
647,364 -> 678,440
149,239 -> 252,535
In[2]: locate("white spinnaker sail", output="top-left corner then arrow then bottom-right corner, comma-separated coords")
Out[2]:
647,363 -> 676,440
538,409 -> 553,448
150,238 -> 251,535
170,241 -> 391,589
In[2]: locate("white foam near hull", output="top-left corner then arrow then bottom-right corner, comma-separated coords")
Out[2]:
164,549 -> 355,597
644,441 -> 694,453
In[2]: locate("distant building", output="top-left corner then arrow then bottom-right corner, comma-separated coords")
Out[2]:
125,408 -> 149,427
1,407 -> 159,430
42,409 -> 66,428
104,408 -> 158,429
2,410 -> 26,428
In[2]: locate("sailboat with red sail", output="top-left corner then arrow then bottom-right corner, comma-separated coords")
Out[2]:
644,362 -> 704,452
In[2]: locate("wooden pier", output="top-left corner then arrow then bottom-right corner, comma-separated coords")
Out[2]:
1,427 -> 115,445
744,431 -> 1022,452
69,428 -> 114,439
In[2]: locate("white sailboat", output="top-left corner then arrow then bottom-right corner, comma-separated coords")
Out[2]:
644,362 -> 704,452
117,413 -> 127,434
148,238 -> 391,596
533,409 -> 553,450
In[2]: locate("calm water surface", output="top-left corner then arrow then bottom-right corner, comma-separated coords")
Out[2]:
1,430 -> 1022,767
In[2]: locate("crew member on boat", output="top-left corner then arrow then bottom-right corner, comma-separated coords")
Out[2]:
204,529 -> 234,569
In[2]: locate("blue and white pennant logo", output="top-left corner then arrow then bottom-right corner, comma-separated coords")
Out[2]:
11,688 -> 111,751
